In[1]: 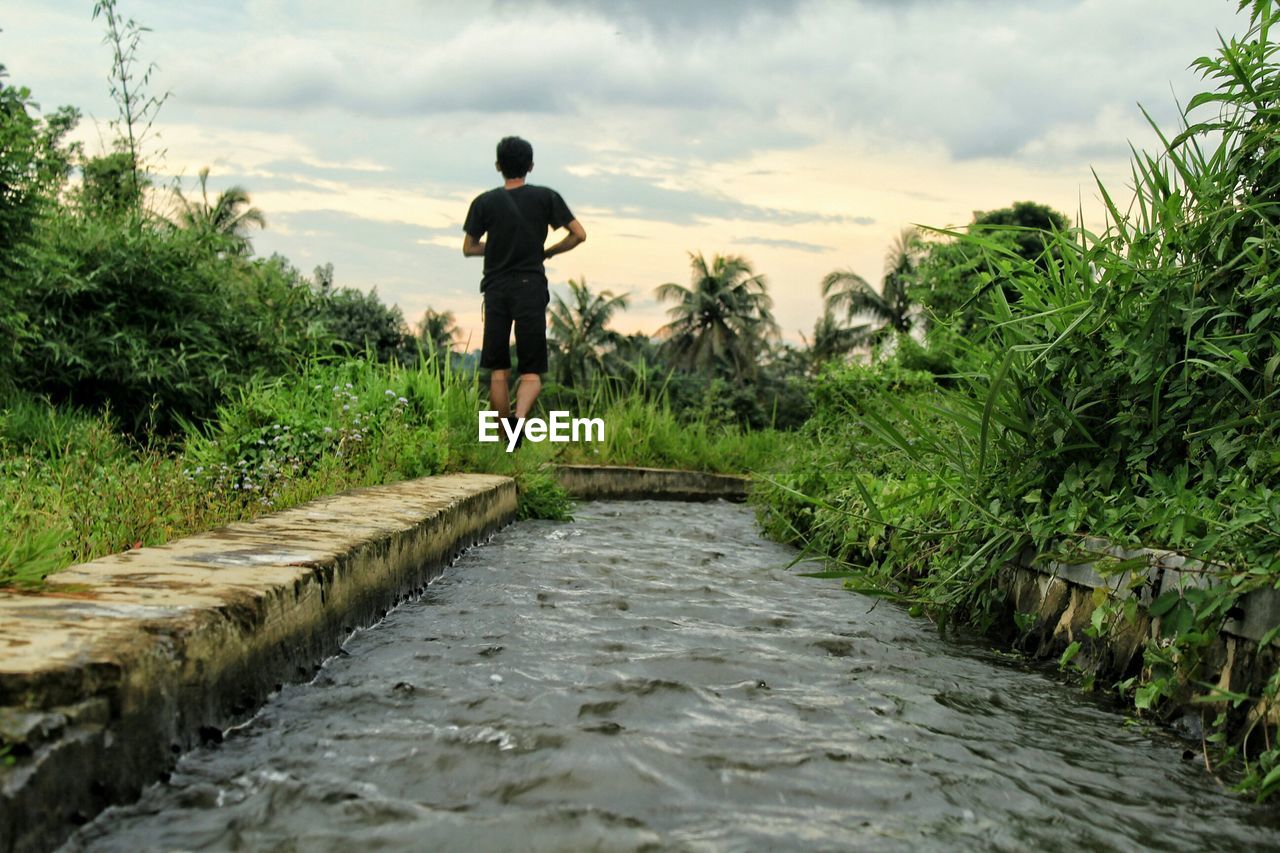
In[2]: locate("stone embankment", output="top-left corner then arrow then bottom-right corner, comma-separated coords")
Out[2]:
552,464 -> 749,502
1005,540 -> 1280,738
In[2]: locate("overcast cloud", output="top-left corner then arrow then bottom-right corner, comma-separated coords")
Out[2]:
3,0 -> 1251,341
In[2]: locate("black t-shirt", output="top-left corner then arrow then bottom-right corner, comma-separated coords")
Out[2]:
463,184 -> 574,291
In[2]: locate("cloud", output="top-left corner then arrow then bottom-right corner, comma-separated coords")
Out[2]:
556,170 -> 871,226
732,236 -> 835,253
494,0 -> 804,34
140,0 -> 1246,171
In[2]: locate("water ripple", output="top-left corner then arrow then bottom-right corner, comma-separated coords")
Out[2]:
66,500 -> 1280,852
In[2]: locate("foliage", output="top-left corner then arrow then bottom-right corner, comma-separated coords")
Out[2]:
0,66 -> 78,263
802,308 -> 867,371
415,308 -> 461,357
10,212 -> 326,433
77,150 -> 147,217
311,265 -> 416,364
0,351 -> 789,586
914,202 -> 1071,338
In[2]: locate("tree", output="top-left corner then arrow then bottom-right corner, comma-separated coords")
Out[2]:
415,308 -> 460,358
548,277 -> 630,387
311,268 -> 414,364
802,308 -> 871,370
92,0 -> 168,212
821,226 -> 923,348
174,167 -> 266,255
0,65 -> 78,257
972,200 -> 1068,264
914,202 -> 1071,335
655,252 -> 779,377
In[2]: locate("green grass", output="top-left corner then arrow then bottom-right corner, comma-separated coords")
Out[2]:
0,354 -> 786,588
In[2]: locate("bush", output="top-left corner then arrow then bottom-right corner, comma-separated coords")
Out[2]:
11,212 -> 325,433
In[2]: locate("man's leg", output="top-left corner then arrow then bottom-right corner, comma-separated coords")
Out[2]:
479,284 -> 514,417
511,276 -> 550,423
489,369 -> 511,418
514,372 -> 541,419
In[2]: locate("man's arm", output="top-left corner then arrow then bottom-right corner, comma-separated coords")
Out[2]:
543,219 -> 586,260
462,233 -> 485,257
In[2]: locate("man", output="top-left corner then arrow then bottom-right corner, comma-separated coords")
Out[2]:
463,136 -> 586,446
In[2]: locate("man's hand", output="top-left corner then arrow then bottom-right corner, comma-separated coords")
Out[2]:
543,219 -> 586,260
463,233 -> 485,257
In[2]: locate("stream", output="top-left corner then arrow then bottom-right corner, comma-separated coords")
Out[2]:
66,500 -> 1280,851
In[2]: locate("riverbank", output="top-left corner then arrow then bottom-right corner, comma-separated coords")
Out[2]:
752,359 -> 1280,798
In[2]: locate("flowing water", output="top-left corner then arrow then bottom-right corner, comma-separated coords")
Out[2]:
67,500 -> 1280,851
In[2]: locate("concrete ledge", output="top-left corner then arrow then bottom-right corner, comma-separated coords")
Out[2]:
1025,541 -> 1280,646
1004,539 -> 1280,740
0,473 -> 516,853
553,464 -> 750,502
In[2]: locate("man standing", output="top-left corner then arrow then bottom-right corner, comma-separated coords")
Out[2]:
463,136 -> 586,446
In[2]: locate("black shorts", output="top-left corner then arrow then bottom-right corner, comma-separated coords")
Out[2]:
480,274 -> 550,375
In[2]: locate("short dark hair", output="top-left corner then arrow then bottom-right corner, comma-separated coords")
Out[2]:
496,136 -> 533,179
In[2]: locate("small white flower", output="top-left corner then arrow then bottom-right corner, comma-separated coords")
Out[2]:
323,426 -> 333,434
342,405 -> 350,411
397,397 -> 408,404
345,383 -> 353,389
384,389 -> 395,396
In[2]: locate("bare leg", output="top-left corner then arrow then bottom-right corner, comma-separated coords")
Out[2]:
489,369 -> 511,418
514,373 -> 542,419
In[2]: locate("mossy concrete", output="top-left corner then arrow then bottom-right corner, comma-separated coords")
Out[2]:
0,473 -> 515,853
553,464 -> 750,502
998,542 -> 1280,741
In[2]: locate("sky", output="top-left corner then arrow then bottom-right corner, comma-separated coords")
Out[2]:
3,0 -> 1252,346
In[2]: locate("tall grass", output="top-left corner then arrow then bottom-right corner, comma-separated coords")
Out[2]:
1,351 -> 788,588
553,371 -> 790,473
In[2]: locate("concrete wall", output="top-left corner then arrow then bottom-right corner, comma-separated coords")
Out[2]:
553,464 -> 750,502
998,540 -> 1280,739
0,474 -> 515,853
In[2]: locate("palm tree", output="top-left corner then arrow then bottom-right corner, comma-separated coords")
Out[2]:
415,308 -> 460,357
175,167 -> 266,255
801,307 -> 872,371
548,277 -> 630,387
655,252 -> 779,376
821,226 -> 923,347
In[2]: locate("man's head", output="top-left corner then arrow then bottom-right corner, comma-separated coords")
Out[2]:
495,136 -> 534,179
